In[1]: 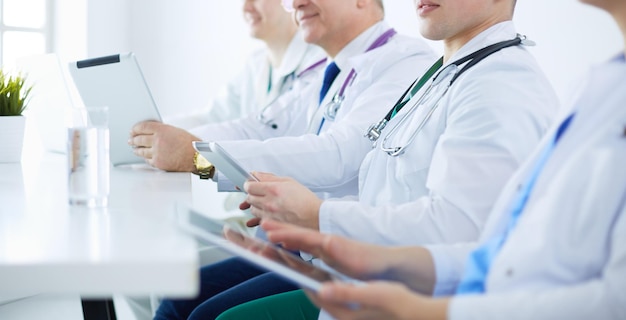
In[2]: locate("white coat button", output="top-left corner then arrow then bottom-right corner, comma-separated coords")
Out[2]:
506,268 -> 514,277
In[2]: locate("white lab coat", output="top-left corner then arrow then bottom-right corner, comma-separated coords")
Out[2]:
169,32 -> 324,128
427,54 -> 626,319
317,22 -> 559,246
191,21 -> 438,199
203,32 -> 324,124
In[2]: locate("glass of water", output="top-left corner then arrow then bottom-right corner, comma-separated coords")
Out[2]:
67,106 -> 110,207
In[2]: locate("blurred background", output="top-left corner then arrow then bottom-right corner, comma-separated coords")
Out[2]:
2,0 -> 622,120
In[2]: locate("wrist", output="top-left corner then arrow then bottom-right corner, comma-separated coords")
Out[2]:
310,198 -> 323,230
192,151 -> 215,179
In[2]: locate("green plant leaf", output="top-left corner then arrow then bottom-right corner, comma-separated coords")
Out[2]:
0,70 -> 32,116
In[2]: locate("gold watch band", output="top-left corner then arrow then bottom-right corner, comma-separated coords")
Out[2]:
193,152 -> 215,180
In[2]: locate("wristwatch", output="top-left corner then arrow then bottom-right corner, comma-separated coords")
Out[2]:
193,152 -> 215,180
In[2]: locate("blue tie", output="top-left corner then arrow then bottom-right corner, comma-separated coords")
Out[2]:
319,62 -> 340,105
456,114 -> 576,294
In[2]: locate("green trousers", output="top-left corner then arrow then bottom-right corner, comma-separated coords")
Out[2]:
216,290 -> 320,320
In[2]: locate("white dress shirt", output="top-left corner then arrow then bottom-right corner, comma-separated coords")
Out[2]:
317,22 -> 559,246
428,54 -> 626,319
192,21 -> 438,199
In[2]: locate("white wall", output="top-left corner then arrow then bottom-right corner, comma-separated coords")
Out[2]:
62,0 -> 623,118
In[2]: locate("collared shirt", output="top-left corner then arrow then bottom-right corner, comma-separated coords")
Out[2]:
429,53 -> 626,319
307,21 -> 392,133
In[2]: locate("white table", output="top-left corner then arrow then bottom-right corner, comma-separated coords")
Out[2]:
0,151 -> 200,319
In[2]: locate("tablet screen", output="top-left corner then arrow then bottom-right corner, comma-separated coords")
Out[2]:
178,205 -> 337,291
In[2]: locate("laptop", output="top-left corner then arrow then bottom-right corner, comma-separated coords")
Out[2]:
15,53 -> 79,154
68,52 -> 162,165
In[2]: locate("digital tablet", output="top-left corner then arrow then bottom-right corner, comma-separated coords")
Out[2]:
176,204 -> 341,292
68,52 -> 162,165
193,141 -> 258,192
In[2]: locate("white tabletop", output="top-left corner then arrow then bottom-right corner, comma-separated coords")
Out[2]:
0,150 -> 199,299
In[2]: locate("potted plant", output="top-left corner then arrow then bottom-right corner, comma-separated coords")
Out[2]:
0,70 -> 31,162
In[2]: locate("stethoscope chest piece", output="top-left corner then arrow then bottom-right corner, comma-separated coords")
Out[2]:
324,93 -> 344,121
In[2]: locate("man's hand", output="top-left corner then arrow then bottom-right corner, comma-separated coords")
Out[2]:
240,172 -> 323,230
261,220 -> 391,279
308,281 -> 448,320
129,121 -> 200,172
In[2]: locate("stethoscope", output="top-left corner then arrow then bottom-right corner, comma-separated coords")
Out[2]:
315,28 -> 398,134
323,69 -> 356,121
256,58 -> 326,129
366,34 -> 531,157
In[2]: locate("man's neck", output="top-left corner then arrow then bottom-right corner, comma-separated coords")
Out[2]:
265,29 -> 297,69
323,18 -> 383,58
442,17 -> 508,63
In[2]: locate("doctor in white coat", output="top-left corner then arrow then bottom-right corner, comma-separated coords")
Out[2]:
153,1 -> 438,320
258,1 -> 626,318
130,0 -> 324,165
242,0 -> 558,246
172,0 -> 324,129
130,3 -> 437,200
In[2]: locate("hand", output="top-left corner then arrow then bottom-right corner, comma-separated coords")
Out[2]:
264,220 -> 439,295
306,281 -> 448,320
129,121 -> 200,172
261,220 -> 391,280
241,172 -> 323,230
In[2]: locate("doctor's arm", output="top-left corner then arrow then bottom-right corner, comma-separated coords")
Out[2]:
445,204 -> 626,320
127,87 -> 304,172
242,172 -> 324,229
262,220 -> 450,320
129,121 -> 201,172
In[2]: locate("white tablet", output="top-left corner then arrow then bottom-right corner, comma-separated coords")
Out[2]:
193,141 -> 258,191
176,204 -> 341,292
68,52 -> 162,165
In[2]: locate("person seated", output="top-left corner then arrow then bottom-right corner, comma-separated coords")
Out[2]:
151,0 -> 440,319
166,0 -> 324,130
216,1 -> 626,318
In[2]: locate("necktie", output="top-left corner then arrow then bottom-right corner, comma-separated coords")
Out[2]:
456,114 -> 576,294
319,62 -> 340,105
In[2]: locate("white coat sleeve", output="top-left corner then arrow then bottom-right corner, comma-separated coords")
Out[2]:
424,242 -> 476,296
448,204 -> 626,320
202,65 -> 247,124
188,86 -> 306,142
215,59 -> 419,195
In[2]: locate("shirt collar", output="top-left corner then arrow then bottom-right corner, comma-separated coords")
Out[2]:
446,20 -> 518,66
329,20 -> 389,72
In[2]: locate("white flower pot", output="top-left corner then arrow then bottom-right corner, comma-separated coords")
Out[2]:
0,116 -> 26,163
